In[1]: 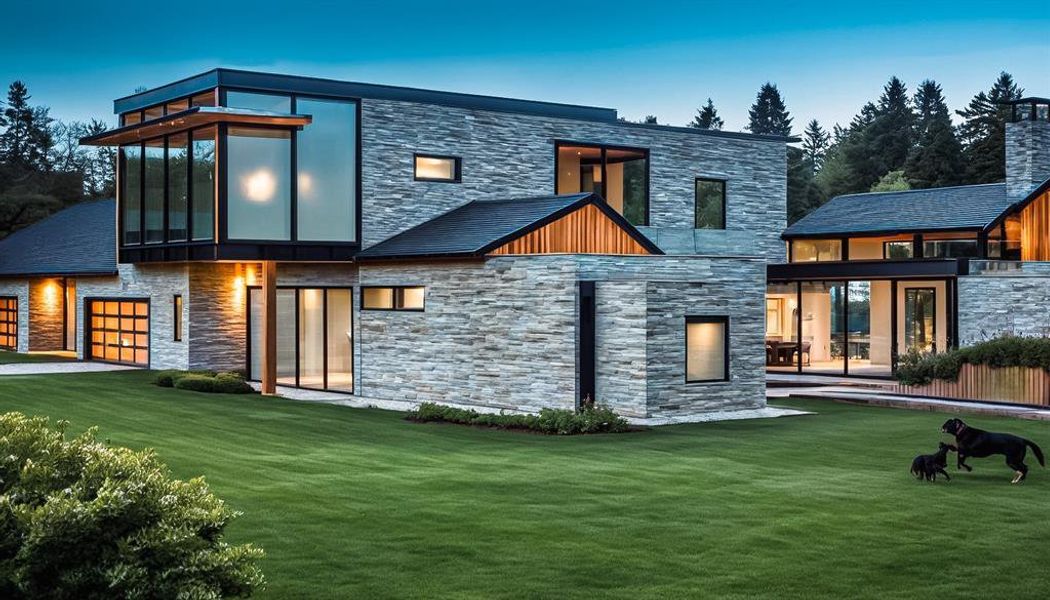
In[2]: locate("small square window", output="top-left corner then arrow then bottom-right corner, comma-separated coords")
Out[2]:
695,178 -> 726,229
414,154 -> 461,182
686,316 -> 729,383
362,286 -> 425,311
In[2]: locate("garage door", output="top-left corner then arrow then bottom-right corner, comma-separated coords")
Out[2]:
0,297 -> 16,350
87,299 -> 149,366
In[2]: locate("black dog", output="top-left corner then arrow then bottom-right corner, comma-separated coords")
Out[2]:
942,418 -> 1045,483
911,442 -> 955,482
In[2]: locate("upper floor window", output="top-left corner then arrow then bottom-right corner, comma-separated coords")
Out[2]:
695,178 -> 726,229
414,154 -> 461,182
883,240 -> 914,259
362,286 -> 425,311
555,142 -> 648,226
924,238 -> 978,258
791,239 -> 842,262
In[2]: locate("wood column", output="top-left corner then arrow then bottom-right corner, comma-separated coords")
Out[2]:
261,261 -> 277,395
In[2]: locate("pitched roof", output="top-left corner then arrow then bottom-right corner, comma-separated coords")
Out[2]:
783,183 -> 1013,238
357,193 -> 662,260
0,199 -> 117,277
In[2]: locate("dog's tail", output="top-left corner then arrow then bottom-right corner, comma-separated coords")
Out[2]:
1025,439 -> 1045,467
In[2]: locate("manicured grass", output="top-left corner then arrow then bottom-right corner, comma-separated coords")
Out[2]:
0,350 -> 74,364
1,370 -> 1048,599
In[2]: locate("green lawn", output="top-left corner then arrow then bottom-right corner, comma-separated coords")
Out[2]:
1,370 -> 1048,599
0,350 -> 74,364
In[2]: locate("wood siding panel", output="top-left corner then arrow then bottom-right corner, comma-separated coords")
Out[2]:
488,204 -> 653,256
1021,190 -> 1050,261
896,363 -> 1050,406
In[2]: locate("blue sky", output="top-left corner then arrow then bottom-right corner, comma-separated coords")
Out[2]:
2,0 -> 1048,133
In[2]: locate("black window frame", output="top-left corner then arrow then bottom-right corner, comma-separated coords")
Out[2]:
0,296 -> 17,351
413,153 -> 462,183
883,240 -> 914,260
84,297 -> 151,368
553,140 -> 650,227
694,177 -> 727,230
684,315 -> 730,384
360,286 -> 426,312
173,294 -> 183,341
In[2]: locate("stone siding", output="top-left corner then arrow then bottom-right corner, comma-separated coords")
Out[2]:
0,279 -> 29,353
959,268 -> 1050,343
27,278 -> 65,351
1006,120 -> 1050,198
361,100 -> 787,261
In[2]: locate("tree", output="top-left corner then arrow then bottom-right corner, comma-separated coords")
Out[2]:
787,146 -> 823,223
905,80 -> 964,188
747,83 -> 792,136
689,98 -> 723,130
0,412 -> 265,598
956,71 -> 1023,184
0,82 -> 52,174
801,119 -> 830,172
870,170 -> 911,192
643,115 -> 658,124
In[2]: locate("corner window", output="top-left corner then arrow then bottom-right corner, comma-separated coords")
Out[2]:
226,127 -> 293,241
883,240 -> 914,259
555,142 -> 648,226
414,154 -> 461,182
173,295 -> 183,341
695,178 -> 726,229
362,286 -> 425,311
686,316 -> 729,383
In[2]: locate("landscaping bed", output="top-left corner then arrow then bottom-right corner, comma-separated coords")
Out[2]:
406,402 -> 632,434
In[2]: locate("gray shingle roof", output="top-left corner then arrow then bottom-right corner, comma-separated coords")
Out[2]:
357,192 -> 662,260
0,199 -> 117,277
783,183 -> 1013,238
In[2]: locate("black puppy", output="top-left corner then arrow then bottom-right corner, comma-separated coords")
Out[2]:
942,418 -> 1045,483
911,442 -> 955,482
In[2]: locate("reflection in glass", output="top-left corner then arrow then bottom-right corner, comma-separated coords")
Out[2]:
122,145 -> 142,244
167,133 -> 188,241
191,128 -> 215,240
297,98 -> 357,241
226,127 -> 291,240
905,288 -> 936,353
801,281 -> 845,374
144,140 -> 165,243
695,179 -> 726,229
225,91 -> 291,113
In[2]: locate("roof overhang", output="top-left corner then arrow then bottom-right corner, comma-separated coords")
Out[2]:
985,176 -> 1050,232
781,226 -> 984,241
80,106 -> 312,146
767,258 -> 970,281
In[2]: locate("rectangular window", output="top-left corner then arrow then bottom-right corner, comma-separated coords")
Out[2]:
143,139 -> 165,243
686,316 -> 729,383
191,127 -> 216,240
225,91 -> 292,113
791,239 -> 842,262
924,239 -> 978,258
173,295 -> 183,341
0,296 -> 17,350
361,286 -> 425,311
226,127 -> 292,241
121,144 -> 142,244
555,142 -> 648,226
297,98 -> 359,241
167,133 -> 189,241
884,240 -> 914,259
695,178 -> 726,229
414,154 -> 461,182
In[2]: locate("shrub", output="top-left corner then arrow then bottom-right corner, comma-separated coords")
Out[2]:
407,402 -> 630,435
153,369 -> 215,387
895,335 -> 1050,386
0,412 -> 264,598
173,371 -> 255,394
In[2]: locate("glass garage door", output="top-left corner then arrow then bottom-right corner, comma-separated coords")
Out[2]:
0,297 -> 16,350
88,299 -> 149,366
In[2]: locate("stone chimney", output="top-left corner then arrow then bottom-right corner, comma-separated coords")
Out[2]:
1005,98 -> 1050,198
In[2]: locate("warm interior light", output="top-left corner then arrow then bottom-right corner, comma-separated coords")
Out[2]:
298,172 -> 313,195
42,280 -> 59,308
242,169 -> 276,202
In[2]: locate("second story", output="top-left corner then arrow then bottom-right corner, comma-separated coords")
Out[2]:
81,69 -> 791,264
781,97 -> 1050,265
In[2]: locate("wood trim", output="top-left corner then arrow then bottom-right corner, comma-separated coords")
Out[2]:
1021,189 -> 1050,261
260,261 -> 277,395
896,363 -> 1050,406
487,203 -> 653,256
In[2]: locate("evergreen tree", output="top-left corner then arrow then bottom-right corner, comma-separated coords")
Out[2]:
787,146 -> 823,223
689,98 -> 723,130
956,71 -> 1023,184
904,80 -> 964,188
801,119 -> 830,172
643,115 -> 658,124
747,83 -> 792,136
0,81 -> 52,173
840,77 -> 915,192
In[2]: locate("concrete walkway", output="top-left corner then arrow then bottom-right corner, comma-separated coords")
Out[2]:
769,385 -> 1050,421
0,361 -> 137,376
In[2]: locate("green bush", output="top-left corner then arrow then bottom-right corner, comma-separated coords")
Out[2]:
153,369 -> 215,387
173,372 -> 255,394
0,412 -> 264,598
407,402 -> 630,435
895,335 -> 1050,386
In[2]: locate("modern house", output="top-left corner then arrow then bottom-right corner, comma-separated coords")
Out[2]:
0,68 -> 792,418
766,96 -> 1050,377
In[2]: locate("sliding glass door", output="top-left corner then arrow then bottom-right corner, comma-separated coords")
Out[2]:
249,287 -> 353,392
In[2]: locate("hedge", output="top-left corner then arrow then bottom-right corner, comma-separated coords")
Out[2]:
154,370 -> 255,394
407,402 -> 631,435
895,335 -> 1050,386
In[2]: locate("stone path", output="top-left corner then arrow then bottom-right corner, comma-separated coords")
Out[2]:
0,361 -> 137,376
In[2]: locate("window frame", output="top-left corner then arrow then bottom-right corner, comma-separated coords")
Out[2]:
360,286 -> 426,312
173,294 -> 183,341
694,177 -> 727,230
413,153 -> 462,183
883,240 -> 914,260
684,315 -> 730,384
553,140 -> 650,226
0,296 -> 17,351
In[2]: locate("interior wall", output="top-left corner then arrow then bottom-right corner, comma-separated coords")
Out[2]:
869,280 -> 892,365
605,161 -> 623,213
556,150 -> 580,195
801,287 -> 832,362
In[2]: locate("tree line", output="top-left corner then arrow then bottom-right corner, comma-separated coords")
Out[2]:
0,81 -> 114,239
678,72 -> 1024,223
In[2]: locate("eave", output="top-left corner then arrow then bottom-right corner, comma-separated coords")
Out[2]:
80,106 -> 312,146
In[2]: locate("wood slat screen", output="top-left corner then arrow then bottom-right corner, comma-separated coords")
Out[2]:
488,203 -> 652,256
1021,189 -> 1050,261
896,363 -> 1050,406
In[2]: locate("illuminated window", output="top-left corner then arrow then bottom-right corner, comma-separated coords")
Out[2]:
765,299 -> 783,336
226,127 -> 292,241
88,299 -> 149,366
361,286 -> 425,311
686,316 -> 729,383
0,296 -> 17,350
173,295 -> 183,341
555,142 -> 648,226
791,239 -> 842,262
414,154 -> 461,182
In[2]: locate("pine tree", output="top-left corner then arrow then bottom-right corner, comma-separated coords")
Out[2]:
643,115 -> 658,124
956,71 -> 1023,184
689,98 -> 723,130
0,81 -> 52,173
840,77 -> 915,192
747,83 -> 792,136
801,119 -> 830,172
904,80 -> 964,188
787,147 -> 823,223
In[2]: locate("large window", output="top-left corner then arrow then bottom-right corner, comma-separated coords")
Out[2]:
143,139 -> 165,243
0,297 -> 16,350
167,133 -> 189,241
791,239 -> 842,262
556,142 -> 648,226
191,127 -> 216,240
695,178 -> 726,229
121,145 -> 142,244
685,316 -> 729,383
297,98 -> 358,241
924,239 -> 978,258
226,127 -> 292,241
